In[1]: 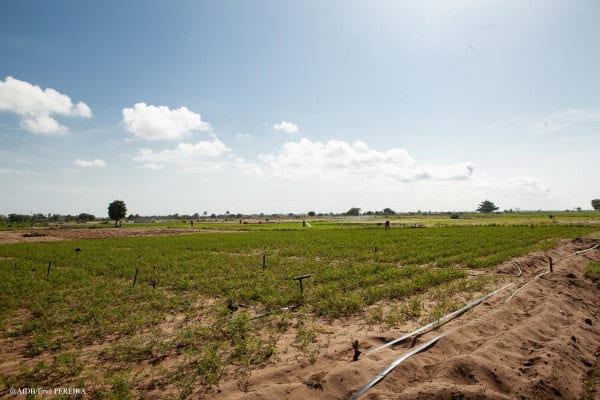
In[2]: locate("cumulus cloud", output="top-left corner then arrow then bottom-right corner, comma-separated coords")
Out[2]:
122,103 -> 210,141
273,121 -> 299,134
131,138 -> 263,176
259,138 -> 474,182
0,76 -> 92,134
133,138 -> 230,163
73,159 -> 106,167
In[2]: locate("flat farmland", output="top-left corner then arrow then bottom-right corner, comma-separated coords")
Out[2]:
0,223 -> 598,399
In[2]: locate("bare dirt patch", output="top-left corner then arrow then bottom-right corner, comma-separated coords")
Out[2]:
0,228 -> 234,244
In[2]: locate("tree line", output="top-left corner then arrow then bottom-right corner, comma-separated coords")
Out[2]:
3,198 -> 599,227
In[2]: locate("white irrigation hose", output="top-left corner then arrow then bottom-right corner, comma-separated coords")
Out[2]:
350,331 -> 450,400
575,243 -> 600,255
504,271 -> 549,303
367,283 -> 513,355
511,262 -> 522,277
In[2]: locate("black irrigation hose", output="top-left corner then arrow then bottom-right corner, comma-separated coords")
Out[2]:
251,305 -> 297,320
350,332 -> 449,400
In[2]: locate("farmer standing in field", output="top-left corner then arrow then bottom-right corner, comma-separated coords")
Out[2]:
385,220 -> 390,230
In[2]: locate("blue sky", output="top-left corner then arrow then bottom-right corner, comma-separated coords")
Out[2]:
1,0 -> 599,216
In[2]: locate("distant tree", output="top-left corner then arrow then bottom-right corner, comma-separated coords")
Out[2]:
108,200 -> 127,227
383,208 -> 396,215
32,213 -> 47,221
77,213 -> 96,222
8,214 -> 32,224
576,207 -> 582,212
345,207 -> 361,216
592,199 -> 600,211
307,211 -> 316,217
476,200 -> 499,214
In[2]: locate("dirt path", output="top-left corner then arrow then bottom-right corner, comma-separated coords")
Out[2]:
213,238 -> 600,400
0,227 -> 235,244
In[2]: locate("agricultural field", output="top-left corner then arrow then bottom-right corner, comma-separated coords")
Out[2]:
1,222 -> 599,398
2,210 -> 600,232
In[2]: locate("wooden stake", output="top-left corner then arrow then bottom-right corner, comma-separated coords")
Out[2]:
46,261 -> 51,277
262,254 -> 266,270
133,268 -> 139,287
549,256 -> 553,273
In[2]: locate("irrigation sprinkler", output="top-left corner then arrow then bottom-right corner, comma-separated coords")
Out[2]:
294,274 -> 311,296
46,261 -> 51,277
132,268 -> 139,287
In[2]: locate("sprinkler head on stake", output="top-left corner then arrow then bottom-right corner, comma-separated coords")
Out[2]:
293,274 -> 311,295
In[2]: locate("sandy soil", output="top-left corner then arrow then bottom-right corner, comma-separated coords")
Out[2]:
1,238 -> 599,399
0,227 -> 231,244
211,238 -> 600,400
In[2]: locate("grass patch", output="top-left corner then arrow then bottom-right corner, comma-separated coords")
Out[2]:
585,260 -> 600,281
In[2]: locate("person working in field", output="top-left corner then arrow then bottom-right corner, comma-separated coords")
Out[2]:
385,220 -> 390,230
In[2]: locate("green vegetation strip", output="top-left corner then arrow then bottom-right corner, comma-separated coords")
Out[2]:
586,260 -> 600,281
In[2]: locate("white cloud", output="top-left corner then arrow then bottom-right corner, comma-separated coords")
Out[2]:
273,121 -> 299,134
73,159 -> 106,167
122,103 -> 210,141
133,138 -> 230,163
236,133 -> 251,139
259,138 -> 474,182
131,138 -> 263,176
0,76 -> 92,135
233,157 -> 263,176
